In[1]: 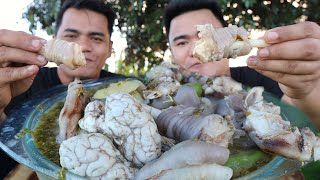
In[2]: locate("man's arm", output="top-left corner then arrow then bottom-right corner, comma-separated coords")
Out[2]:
247,22 -> 320,128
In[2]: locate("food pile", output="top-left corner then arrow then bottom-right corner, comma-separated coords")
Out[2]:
32,26 -> 319,179
52,62 -> 320,180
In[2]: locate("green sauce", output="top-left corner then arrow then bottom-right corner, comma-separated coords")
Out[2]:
227,146 -> 274,178
34,101 -> 64,166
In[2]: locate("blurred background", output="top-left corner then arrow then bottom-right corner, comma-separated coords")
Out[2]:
1,0 -> 319,77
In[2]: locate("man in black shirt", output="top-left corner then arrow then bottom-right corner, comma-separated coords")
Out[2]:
0,0 -> 126,178
0,0 -> 126,116
230,67 -> 283,98
164,0 -> 283,98
164,0 -> 320,127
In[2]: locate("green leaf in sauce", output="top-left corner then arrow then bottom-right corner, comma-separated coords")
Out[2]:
15,128 -> 34,138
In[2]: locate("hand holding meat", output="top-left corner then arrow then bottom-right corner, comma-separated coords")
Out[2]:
193,22 -> 320,128
0,30 -> 47,120
246,22 -> 320,128
40,38 -> 86,69
0,30 -> 87,122
193,24 -> 268,62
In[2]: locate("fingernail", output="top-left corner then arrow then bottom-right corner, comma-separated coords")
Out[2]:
27,65 -> 35,71
37,55 -> 46,62
31,39 -> 41,48
40,39 -> 47,45
258,49 -> 269,58
247,56 -> 260,66
267,32 -> 279,42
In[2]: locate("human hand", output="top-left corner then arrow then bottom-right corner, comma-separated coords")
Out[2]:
246,22 -> 320,126
0,29 -> 47,116
247,21 -> 320,99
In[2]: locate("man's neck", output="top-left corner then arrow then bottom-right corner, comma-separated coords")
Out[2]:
57,66 -> 101,84
57,67 -> 76,84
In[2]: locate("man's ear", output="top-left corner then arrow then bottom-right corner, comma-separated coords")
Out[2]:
110,41 -> 113,51
107,41 -> 113,58
168,45 -> 174,59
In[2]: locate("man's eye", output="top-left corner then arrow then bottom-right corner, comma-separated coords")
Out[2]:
64,34 -> 76,38
177,41 -> 188,46
91,37 -> 103,42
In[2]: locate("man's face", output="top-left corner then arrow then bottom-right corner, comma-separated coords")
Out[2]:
56,8 -> 112,79
169,9 -> 229,77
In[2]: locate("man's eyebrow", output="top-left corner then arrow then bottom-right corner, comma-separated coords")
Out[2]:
89,32 -> 105,37
173,35 -> 189,42
63,28 -> 79,33
63,28 -> 105,37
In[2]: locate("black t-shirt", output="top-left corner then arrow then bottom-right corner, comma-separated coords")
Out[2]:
230,66 -> 283,99
5,67 -> 126,114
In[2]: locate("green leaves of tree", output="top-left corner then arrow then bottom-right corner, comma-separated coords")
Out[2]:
23,0 -> 62,35
110,0 -> 168,75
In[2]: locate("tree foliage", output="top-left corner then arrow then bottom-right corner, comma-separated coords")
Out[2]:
23,0 -> 320,75
218,0 -> 320,30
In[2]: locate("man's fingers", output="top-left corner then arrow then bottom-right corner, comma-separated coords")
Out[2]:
0,30 -> 47,66
254,69 -> 319,89
0,46 -> 47,66
0,29 -> 45,51
247,56 -> 320,75
11,75 -> 36,97
0,65 -> 39,84
263,21 -> 320,44
257,38 -> 320,60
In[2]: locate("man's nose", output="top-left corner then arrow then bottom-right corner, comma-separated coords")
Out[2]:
189,42 -> 196,57
76,38 -> 92,52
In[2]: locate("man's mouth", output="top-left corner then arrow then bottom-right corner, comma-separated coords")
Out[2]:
85,58 -> 94,64
189,62 -> 202,70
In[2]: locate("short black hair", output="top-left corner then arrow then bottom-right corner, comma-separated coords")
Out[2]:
55,0 -> 116,37
164,0 -> 227,35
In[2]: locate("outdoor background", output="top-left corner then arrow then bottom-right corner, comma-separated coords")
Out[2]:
1,0 -> 319,78
1,1 -> 319,179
